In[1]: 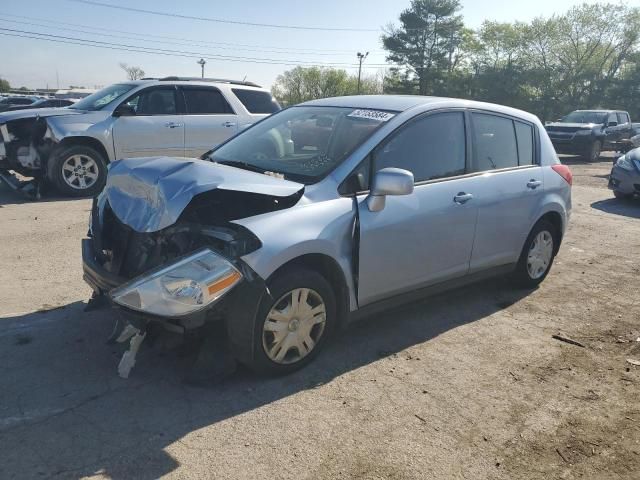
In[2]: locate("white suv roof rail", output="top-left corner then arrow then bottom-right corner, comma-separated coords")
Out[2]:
140,76 -> 262,88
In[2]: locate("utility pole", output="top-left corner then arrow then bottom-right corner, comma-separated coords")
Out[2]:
356,51 -> 369,94
197,58 -> 206,78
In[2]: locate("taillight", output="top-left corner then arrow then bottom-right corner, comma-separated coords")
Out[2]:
551,164 -> 573,186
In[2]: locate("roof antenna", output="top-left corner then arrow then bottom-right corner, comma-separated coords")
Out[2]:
242,75 -> 247,82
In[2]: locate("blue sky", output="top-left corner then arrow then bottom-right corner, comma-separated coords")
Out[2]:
0,0 -> 633,89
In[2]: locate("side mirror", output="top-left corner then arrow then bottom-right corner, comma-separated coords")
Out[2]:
607,121 -> 618,127
367,168 -> 414,212
113,104 -> 136,117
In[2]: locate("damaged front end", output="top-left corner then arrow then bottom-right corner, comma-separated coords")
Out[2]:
0,116 -> 58,197
82,156 -> 305,377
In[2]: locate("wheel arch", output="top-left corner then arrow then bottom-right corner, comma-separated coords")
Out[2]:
535,210 -> 564,255
267,253 -> 351,328
55,136 -> 110,165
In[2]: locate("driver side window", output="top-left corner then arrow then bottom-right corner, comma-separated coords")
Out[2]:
126,88 -> 177,116
374,111 -> 466,183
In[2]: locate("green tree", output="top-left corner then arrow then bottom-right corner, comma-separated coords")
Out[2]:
271,66 -> 381,105
0,78 -> 9,93
382,0 -> 464,95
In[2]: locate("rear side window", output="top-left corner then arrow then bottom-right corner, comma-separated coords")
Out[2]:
183,88 -> 234,114
514,121 -> 534,165
471,113 -> 518,171
232,89 -> 280,114
617,112 -> 630,124
375,111 -> 466,183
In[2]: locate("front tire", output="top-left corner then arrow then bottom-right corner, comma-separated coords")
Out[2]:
48,145 -> 107,197
245,267 -> 336,375
513,219 -> 558,288
584,140 -> 601,162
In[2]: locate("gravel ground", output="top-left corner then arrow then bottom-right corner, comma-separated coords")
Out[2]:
0,156 -> 638,480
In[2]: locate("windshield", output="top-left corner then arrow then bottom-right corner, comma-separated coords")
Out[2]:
69,83 -> 136,111
562,111 -> 607,124
209,106 -> 395,183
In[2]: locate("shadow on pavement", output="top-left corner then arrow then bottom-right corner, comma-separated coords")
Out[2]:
0,278 -> 532,479
591,198 -> 640,219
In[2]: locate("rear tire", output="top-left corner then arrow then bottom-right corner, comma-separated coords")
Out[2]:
48,145 -> 107,197
244,267 -> 336,375
513,219 -> 558,288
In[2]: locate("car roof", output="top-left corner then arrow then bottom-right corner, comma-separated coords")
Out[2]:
299,95 -> 539,122
121,77 -> 264,89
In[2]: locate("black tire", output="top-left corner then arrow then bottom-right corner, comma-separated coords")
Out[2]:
47,144 -> 107,197
513,219 -> 558,288
244,266 -> 336,375
584,140 -> 601,162
613,190 -> 632,200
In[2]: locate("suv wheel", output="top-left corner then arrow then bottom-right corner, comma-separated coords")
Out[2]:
48,145 -> 107,197
246,267 -> 336,375
514,219 -> 558,288
585,140 -> 601,162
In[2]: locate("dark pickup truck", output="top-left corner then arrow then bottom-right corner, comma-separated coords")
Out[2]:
545,110 -> 633,161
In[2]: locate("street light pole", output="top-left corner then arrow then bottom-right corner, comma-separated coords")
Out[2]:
356,51 -> 369,94
197,58 -> 206,78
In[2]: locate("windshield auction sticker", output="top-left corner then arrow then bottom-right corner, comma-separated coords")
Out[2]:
348,109 -> 396,122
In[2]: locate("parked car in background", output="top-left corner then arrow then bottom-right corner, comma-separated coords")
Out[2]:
82,95 -> 572,376
0,96 -> 40,112
0,77 -> 280,197
6,98 -> 75,111
545,110 -> 633,161
609,147 -> 640,199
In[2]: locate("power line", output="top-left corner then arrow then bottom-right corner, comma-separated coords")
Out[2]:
0,13 -> 381,54
69,0 -> 380,32
0,17 -> 376,57
0,28 -> 392,69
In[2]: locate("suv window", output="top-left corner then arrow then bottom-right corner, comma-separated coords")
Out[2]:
514,121 -> 534,166
374,111 -> 466,183
617,112 -> 630,125
232,89 -> 280,114
607,112 -> 617,125
183,88 -> 234,114
128,88 -> 177,115
471,113 -> 518,171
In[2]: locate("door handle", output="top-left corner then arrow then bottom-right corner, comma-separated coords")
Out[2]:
527,179 -> 542,189
165,122 -> 183,128
222,121 -> 237,128
453,192 -> 473,204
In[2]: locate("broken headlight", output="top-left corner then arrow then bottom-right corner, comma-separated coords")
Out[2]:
110,249 -> 242,317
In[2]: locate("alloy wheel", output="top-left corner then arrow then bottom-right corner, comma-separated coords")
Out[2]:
61,154 -> 99,190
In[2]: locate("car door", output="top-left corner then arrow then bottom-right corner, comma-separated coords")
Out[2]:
468,111 -> 544,272
112,86 -> 184,158
356,110 -> 481,306
604,112 -> 621,145
617,112 -> 632,140
181,86 -> 238,158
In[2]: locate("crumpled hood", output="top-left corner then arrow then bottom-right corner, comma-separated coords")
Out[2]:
104,156 -> 304,233
0,107 -> 84,123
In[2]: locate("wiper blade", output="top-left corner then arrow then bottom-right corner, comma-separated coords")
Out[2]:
216,160 -> 267,174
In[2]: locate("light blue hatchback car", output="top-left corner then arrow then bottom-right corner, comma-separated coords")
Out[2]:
83,95 -> 572,376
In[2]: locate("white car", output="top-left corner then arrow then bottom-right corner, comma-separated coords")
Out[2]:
0,77 -> 280,196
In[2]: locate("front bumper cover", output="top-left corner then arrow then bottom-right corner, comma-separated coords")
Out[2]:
609,165 -> 640,196
82,235 -> 268,352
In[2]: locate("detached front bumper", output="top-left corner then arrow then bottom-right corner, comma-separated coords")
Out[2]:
608,166 -> 640,196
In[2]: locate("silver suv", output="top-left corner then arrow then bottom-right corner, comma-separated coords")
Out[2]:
82,95 -> 572,377
0,77 -> 279,197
